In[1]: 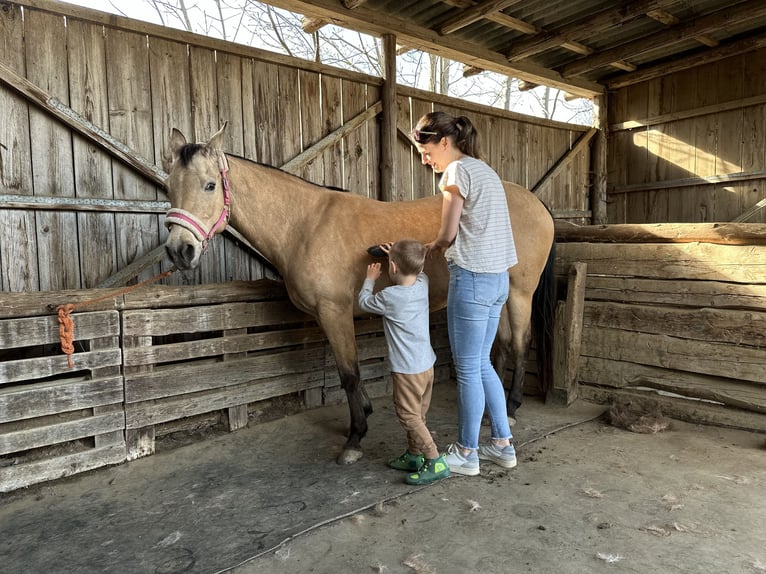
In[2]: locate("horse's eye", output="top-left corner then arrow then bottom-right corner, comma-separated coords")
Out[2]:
204,182 -> 216,193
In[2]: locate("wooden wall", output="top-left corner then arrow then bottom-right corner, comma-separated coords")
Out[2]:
0,0 -> 590,295
607,46 -> 766,224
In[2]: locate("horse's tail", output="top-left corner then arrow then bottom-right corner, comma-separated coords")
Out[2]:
532,238 -> 556,397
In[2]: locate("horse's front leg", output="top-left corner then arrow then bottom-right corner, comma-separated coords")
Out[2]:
318,307 -> 372,464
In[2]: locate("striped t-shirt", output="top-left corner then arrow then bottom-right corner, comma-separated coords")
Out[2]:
439,156 -> 517,273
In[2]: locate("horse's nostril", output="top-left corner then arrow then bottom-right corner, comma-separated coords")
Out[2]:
182,243 -> 196,265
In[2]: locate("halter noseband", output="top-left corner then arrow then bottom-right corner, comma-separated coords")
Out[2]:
165,154 -> 231,252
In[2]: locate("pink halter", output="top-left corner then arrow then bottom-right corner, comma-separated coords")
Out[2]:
165,154 -> 231,252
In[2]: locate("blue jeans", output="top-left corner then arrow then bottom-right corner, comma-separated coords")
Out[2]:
447,263 -> 512,450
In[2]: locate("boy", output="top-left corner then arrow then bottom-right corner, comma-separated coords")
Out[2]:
358,239 -> 449,485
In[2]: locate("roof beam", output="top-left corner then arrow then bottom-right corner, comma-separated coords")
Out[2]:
606,30 -> 766,89
505,0 -> 675,62
438,0 -> 526,35
560,0 -> 766,78
647,9 -> 719,48
260,0 -> 603,97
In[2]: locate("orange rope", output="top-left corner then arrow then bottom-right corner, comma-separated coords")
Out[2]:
57,270 -> 174,368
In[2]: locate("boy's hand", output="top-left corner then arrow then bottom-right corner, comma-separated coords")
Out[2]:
366,262 -> 382,281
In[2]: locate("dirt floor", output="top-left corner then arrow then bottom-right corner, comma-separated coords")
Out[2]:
1,383 -> 764,574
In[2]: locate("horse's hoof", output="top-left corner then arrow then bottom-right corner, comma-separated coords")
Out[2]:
338,448 -> 363,464
508,415 -> 517,427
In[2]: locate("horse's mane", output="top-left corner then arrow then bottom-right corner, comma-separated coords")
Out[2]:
178,144 -> 348,193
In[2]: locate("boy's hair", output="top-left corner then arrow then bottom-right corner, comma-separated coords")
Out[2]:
390,239 -> 427,276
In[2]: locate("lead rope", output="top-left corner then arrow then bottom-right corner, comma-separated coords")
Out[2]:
57,269 -> 174,368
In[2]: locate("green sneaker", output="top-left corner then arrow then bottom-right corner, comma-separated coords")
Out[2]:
405,455 -> 450,485
388,451 -> 425,471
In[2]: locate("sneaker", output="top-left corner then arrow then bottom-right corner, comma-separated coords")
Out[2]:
405,455 -> 450,485
478,442 -> 517,469
444,444 -> 480,476
388,450 -> 425,471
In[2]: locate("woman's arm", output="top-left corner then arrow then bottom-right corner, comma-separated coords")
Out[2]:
426,184 -> 464,257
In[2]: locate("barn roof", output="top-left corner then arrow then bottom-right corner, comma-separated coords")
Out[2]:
264,0 -> 766,97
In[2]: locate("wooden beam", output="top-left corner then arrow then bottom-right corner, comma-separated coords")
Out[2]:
607,31 -> 766,89
647,8 -> 719,47
342,0 -> 367,8
281,102 -> 382,174
733,198 -> 766,223
554,221 -> 766,246
550,262 -> 587,406
0,61 -> 167,186
438,0 -> 526,35
560,0 -> 766,77
0,195 -> 168,213
609,169 -> 766,195
591,96 -> 608,225
531,128 -> 597,195
262,0 -> 603,97
506,0 -> 674,62
301,16 -> 328,33
462,65 -> 484,77
380,33 -> 397,202
609,93 -> 766,131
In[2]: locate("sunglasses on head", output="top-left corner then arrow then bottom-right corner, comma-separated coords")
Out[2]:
410,128 -> 439,142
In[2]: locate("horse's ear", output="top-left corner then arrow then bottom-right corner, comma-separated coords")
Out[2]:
169,128 -> 188,160
207,121 -> 228,153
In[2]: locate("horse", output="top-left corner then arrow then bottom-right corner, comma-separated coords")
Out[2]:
163,123 -> 556,465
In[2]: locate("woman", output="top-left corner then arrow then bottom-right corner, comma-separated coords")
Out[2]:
413,111 -> 518,476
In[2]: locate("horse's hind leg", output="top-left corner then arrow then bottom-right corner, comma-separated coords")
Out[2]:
318,308 -> 371,464
495,293 -> 533,425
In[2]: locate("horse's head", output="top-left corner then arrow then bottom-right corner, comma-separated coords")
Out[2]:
164,123 -> 231,270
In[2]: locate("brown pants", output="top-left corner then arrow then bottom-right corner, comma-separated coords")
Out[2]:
392,368 -> 438,460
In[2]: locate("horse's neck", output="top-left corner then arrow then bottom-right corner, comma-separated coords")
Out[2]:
227,157 -> 321,271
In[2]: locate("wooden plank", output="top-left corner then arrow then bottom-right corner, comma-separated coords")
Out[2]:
0,350 -> 122,386
252,60 -> 282,166
189,45 -> 225,285
579,356 -> 766,413
121,301 -> 311,337
342,78 -> 370,196
584,301 -> 766,347
0,310 -> 119,349
580,326 -> 766,385
281,103 -> 382,176
299,69 -> 323,184
0,442 -> 125,493
321,74 -> 343,189
106,28 -> 161,285
278,66 -> 302,172
556,242 -> 766,284
122,327 -> 325,367
610,170 -> 766,194
610,93 -> 766,132
554,222 -> 766,245
578,385 -> 766,433
583,276 -> 766,311
0,377 -> 124,422
531,128 -> 596,196
126,371 -> 323,429
24,10 -> 79,291
66,19 -> 117,289
550,262 -> 586,405
124,347 -> 325,402
224,327 -> 249,432
0,411 -> 124,456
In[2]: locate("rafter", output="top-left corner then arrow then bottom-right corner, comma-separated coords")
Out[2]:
560,0 -> 766,77
647,9 -> 719,48
261,0 -> 603,96
438,0 -> 526,35
505,0 -> 674,62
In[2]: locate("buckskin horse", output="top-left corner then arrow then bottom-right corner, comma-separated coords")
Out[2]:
164,123 -> 555,464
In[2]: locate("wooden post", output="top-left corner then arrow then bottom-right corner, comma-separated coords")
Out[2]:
550,262 -> 587,405
224,327 -> 250,431
591,94 -> 608,224
380,33 -> 397,202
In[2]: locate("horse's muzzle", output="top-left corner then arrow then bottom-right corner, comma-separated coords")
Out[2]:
165,240 -> 199,271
